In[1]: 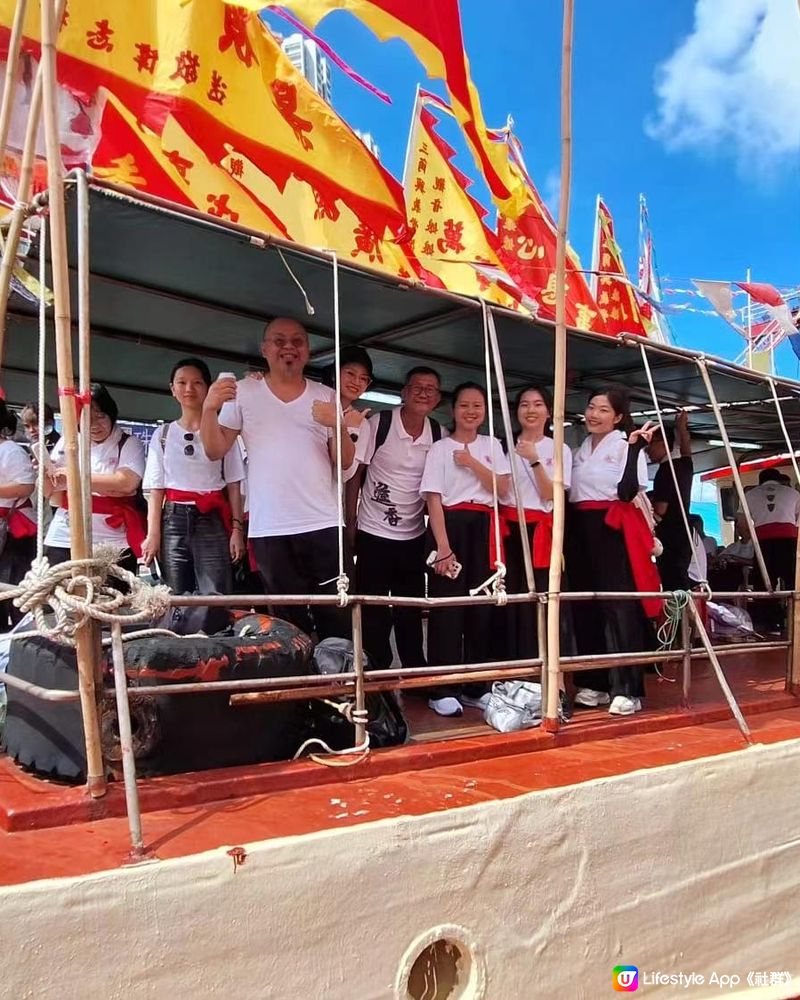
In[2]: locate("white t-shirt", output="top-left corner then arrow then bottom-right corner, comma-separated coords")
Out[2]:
46,427 -> 145,548
745,482 -> 800,528
688,527 -> 708,584
358,410 -> 443,540
143,421 -> 245,493
420,434 -> 510,507
0,440 -> 36,525
569,430 -> 648,503
507,437 -> 572,513
218,377 -> 340,537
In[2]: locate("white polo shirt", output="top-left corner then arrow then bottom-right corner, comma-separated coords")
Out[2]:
507,437 -> 572,513
570,429 -> 647,503
358,410 -> 443,540
46,427 -> 145,548
218,377 -> 340,537
745,482 -> 800,528
0,440 -> 36,525
420,435 -> 510,507
143,421 -> 245,493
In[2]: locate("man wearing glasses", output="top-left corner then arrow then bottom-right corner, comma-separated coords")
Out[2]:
350,367 -> 444,670
201,317 -> 355,640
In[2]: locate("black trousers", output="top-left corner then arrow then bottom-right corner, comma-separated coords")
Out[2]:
250,526 -> 350,641
503,521 -> 577,661
161,503 -> 232,595
44,544 -> 138,595
0,535 -> 35,631
426,508 -> 496,700
758,537 -> 796,629
355,530 -> 426,669
567,507 -> 655,700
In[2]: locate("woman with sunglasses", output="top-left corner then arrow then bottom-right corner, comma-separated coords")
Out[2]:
44,383 -> 146,574
142,358 -> 245,594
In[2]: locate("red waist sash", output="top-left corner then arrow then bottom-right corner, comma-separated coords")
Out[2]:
499,504 -> 553,569
0,501 -> 36,539
573,500 -> 662,618
755,522 -> 798,542
165,488 -> 232,534
60,495 -> 146,558
444,502 -> 506,569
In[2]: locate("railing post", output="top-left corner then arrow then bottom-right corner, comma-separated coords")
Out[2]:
351,601 -> 367,749
790,545 -> 800,695
680,606 -> 692,708
110,623 -> 147,861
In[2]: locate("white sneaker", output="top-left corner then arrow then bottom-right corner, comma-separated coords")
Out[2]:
428,697 -> 463,717
608,696 -> 638,716
461,692 -> 492,711
574,688 -> 611,708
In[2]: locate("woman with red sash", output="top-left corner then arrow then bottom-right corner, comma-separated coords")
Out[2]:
420,382 -> 511,718
568,387 -> 659,716
0,401 -> 37,631
142,358 -> 245,594
500,385 -> 575,664
45,384 -> 146,576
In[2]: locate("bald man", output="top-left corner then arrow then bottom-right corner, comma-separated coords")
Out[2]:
201,317 -> 355,639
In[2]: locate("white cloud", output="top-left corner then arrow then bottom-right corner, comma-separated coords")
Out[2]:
542,168 -> 561,216
646,0 -> 800,171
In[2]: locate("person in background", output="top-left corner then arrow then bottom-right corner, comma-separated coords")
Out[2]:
500,385 -> 574,665
687,514 -> 708,587
693,516 -> 719,560
708,516 -> 753,591
647,409 -> 694,590
142,358 -> 245,594
350,366 -> 443,672
323,345 -> 374,469
421,382 -> 511,717
0,401 -> 37,631
568,387 -> 659,716
744,468 -> 800,630
200,317 -> 355,640
44,383 -> 146,575
20,402 -> 59,452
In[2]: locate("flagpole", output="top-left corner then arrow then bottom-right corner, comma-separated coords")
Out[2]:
544,0 -> 575,731
589,192 -> 600,300
402,84 -> 422,192
746,266 -> 753,370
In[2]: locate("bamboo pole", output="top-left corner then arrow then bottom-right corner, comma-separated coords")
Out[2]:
543,0 -> 575,731
0,0 -> 65,370
0,0 -> 28,173
76,168 -> 92,545
39,0 -> 105,797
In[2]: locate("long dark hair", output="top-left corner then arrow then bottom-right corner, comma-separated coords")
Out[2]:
450,381 -> 487,432
587,385 -> 634,436
513,384 -> 554,438
0,400 -> 16,438
90,383 -> 119,425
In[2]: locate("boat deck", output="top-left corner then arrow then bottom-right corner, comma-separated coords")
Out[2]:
0,646 -> 797,887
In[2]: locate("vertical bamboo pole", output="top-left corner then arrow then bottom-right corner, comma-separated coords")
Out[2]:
791,547 -> 800,694
543,0 -> 575,731
0,0 -> 28,171
351,602 -> 367,750
76,168 -> 92,545
40,0 -> 105,797
0,0 -> 64,369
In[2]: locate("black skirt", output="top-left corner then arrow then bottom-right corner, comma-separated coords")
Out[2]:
566,506 -> 655,699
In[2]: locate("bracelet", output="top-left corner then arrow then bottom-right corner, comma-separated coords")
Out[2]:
433,552 -> 453,564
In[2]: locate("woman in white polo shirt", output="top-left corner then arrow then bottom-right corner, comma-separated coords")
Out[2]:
421,382 -> 511,717
500,385 -> 574,664
142,358 -> 245,594
568,387 -> 659,716
45,384 -> 146,575
0,401 -> 36,631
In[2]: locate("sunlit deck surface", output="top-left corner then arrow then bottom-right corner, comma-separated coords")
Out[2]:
0,646 -> 798,887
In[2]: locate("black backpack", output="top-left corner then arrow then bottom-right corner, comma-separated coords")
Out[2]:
372,409 -> 442,454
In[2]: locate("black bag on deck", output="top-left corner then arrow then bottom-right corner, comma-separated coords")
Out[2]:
307,638 -> 408,750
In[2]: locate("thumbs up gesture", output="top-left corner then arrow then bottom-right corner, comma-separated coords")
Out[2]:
453,442 -> 474,469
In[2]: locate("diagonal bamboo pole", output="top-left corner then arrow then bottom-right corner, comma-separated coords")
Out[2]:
0,0 -> 65,371
40,0 -> 105,797
0,0 -> 28,172
544,0 -> 575,731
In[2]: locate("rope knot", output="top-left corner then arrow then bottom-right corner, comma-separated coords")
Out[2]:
336,573 -> 350,607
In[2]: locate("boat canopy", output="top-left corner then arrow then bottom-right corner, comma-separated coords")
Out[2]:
6,178 -> 800,473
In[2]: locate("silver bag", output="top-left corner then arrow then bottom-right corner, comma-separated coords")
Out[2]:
484,680 -> 542,733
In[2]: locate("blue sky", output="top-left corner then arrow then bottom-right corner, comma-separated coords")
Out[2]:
264,1 -> 800,376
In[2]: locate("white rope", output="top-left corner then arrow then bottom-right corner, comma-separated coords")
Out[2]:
330,249 -> 349,603
639,343 -> 705,585
275,247 -> 315,316
36,214 -> 46,562
4,546 -> 172,646
292,699 -> 370,766
481,300 -> 505,603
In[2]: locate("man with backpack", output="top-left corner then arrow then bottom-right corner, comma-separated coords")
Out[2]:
349,366 -> 444,669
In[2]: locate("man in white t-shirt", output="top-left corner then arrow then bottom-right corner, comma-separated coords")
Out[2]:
200,317 -> 355,639
350,366 -> 444,669
745,468 -> 800,630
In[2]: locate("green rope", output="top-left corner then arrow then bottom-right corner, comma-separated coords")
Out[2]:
657,590 -> 691,652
